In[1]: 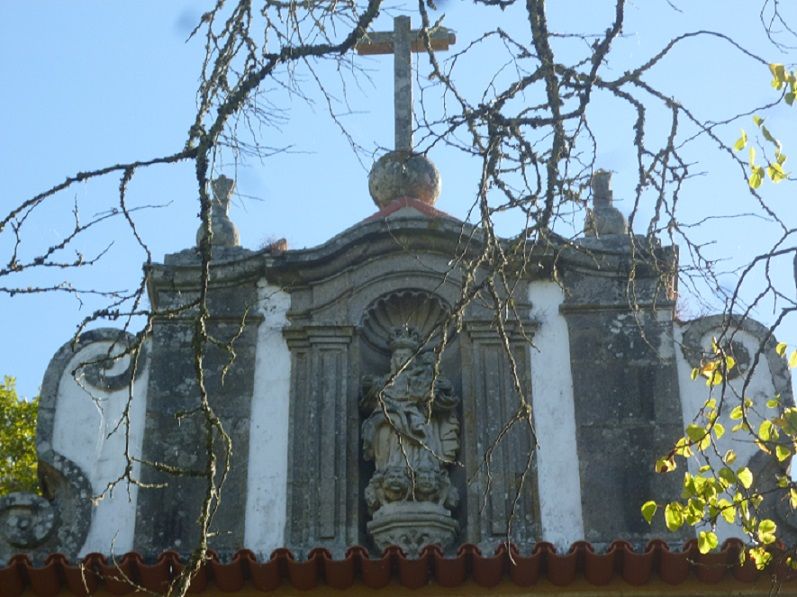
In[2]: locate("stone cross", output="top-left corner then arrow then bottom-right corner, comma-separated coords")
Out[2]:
356,17 -> 455,151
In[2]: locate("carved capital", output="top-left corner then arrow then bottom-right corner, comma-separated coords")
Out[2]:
283,325 -> 354,349
463,319 -> 537,343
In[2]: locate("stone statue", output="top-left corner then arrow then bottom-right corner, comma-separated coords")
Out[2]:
195,175 -> 240,248
584,169 -> 628,238
360,326 -> 460,555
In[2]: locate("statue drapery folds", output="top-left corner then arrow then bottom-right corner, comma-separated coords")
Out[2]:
360,325 -> 460,554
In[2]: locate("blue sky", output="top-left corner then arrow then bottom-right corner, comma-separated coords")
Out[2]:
1,1 -> 796,399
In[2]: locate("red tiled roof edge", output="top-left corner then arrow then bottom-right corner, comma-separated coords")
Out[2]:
361,197 -> 454,224
1,539 -> 794,596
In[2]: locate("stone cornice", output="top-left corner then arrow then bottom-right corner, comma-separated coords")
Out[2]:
145,214 -> 677,303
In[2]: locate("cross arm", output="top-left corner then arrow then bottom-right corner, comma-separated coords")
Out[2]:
356,27 -> 456,55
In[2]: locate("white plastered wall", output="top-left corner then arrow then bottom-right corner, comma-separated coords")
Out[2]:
243,279 -> 291,555
528,281 -> 584,548
51,342 -> 150,556
674,323 -> 778,543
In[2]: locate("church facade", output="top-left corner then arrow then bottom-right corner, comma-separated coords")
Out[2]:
1,163 -> 794,594
1,16 -> 795,593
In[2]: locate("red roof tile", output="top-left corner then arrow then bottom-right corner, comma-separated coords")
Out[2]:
1,540 -> 793,596
361,197 -> 454,223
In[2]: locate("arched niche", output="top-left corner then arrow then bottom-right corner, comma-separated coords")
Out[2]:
358,290 -> 465,554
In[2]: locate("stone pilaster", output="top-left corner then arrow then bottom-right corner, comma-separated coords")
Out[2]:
134,276 -> 260,556
461,320 -> 538,550
559,241 -> 687,544
284,326 -> 358,554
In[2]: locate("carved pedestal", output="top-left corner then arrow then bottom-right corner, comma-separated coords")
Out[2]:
367,502 -> 458,557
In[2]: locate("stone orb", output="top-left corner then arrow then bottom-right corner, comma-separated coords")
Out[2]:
368,151 -> 441,208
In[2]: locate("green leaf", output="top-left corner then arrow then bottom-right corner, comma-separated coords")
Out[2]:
750,166 -> 765,189
730,405 -> 744,420
686,424 -> 706,442
786,92 -> 795,106
737,467 -> 754,489
776,444 -> 791,462
683,472 -> 696,497
733,130 -> 747,151
767,162 -> 787,183
761,125 -> 777,145
723,449 -> 737,464
776,342 -> 788,357
674,437 -> 693,458
750,546 -> 772,570
641,500 -> 657,525
718,498 -> 736,524
656,456 -> 677,473
782,408 -> 797,434
664,502 -> 684,531
770,63 -> 787,87
698,530 -> 719,554
759,419 -> 773,442
789,350 -> 797,369
758,519 -> 777,545
753,115 -> 764,127
690,367 -> 699,381
705,369 -> 723,387
719,467 -> 737,489
686,498 -> 705,525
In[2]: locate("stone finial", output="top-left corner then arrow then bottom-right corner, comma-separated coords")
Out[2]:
355,16 -> 453,210
196,175 -> 240,248
591,169 -> 613,206
584,169 -> 627,237
368,150 -> 441,208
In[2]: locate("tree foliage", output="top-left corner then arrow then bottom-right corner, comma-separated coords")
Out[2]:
643,342 -> 797,571
0,377 -> 38,496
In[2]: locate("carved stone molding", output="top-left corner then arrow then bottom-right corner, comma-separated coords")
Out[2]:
0,494 -> 55,549
463,319 -> 537,342
360,290 -> 451,354
283,325 -> 355,349
367,502 -> 458,557
0,450 -> 94,562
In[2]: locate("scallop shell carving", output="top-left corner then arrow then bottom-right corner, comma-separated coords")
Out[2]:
361,290 -> 451,354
